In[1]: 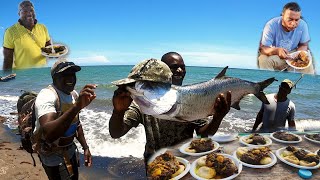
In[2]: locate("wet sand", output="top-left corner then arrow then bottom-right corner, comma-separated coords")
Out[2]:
0,116 -> 146,180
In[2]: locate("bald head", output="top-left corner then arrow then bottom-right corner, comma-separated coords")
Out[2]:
19,0 -> 34,12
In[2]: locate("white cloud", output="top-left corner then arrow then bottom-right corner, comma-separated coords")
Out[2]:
182,50 -> 257,69
70,55 -> 110,66
145,42 -> 259,69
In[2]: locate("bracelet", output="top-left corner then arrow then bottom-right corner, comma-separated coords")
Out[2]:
82,145 -> 89,150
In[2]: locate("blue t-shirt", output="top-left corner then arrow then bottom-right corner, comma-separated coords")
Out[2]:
261,17 -> 310,51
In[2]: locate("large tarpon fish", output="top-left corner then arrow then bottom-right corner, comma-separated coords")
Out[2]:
126,66 -> 276,122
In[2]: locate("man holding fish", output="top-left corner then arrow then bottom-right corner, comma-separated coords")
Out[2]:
109,52 -> 232,165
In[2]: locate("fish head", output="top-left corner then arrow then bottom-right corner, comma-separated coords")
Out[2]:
125,81 -> 178,115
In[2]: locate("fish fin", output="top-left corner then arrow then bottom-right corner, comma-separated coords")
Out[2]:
257,77 -> 277,90
255,77 -> 277,104
255,92 -> 270,104
214,66 -> 228,79
231,101 -> 241,110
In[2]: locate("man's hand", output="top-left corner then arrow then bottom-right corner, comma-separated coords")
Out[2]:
84,148 -> 92,167
213,91 -> 231,119
112,86 -> 132,112
198,91 -> 232,136
75,84 -> 97,110
276,48 -> 289,59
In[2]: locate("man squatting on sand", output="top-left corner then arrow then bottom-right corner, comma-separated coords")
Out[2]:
258,2 -> 315,74
109,52 -> 232,166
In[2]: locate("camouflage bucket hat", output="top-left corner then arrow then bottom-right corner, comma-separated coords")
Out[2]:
112,58 -> 173,85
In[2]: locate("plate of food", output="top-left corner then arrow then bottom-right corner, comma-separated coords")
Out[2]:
304,133 -> 320,144
239,133 -> 272,147
147,151 -> 190,180
275,146 -> 320,169
41,44 -> 68,57
211,132 -> 238,143
285,50 -> 312,70
179,138 -> 219,156
190,152 -> 242,180
270,131 -> 302,144
233,146 -> 277,168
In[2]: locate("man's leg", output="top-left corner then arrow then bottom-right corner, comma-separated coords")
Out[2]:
258,54 -> 287,71
70,153 -> 79,180
42,163 -> 71,180
41,154 -> 78,180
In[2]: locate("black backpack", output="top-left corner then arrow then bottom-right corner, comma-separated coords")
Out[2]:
17,91 -> 38,153
17,86 -> 60,166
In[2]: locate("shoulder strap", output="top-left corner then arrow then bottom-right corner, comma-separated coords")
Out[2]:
46,85 -> 61,115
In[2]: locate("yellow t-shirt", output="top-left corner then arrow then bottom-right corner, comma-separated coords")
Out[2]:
3,22 -> 50,69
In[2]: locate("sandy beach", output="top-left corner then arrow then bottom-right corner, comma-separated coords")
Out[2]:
0,116 -> 146,180
0,122 -> 48,179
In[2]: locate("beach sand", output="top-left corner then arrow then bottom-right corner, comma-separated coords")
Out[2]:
0,116 -> 146,180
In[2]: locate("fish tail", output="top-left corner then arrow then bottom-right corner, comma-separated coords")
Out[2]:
255,77 -> 277,104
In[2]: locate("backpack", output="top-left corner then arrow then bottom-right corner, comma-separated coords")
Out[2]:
17,86 -> 60,166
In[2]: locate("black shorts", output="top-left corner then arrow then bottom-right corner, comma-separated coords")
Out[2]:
41,153 -> 79,180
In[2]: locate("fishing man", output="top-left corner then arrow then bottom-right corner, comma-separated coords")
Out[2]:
109,52 -> 231,166
34,59 -> 96,179
252,79 -> 296,133
257,2 -> 315,74
3,0 -> 51,70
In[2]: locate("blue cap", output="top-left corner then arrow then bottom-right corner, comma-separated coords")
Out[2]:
298,169 -> 312,179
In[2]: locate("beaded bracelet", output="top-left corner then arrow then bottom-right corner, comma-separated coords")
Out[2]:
82,145 -> 89,150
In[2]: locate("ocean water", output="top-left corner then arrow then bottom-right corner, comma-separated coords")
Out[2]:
1,66 -> 319,158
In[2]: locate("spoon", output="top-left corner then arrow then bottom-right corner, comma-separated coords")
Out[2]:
50,38 -> 56,54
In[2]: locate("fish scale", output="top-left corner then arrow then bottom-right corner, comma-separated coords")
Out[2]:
127,66 -> 276,122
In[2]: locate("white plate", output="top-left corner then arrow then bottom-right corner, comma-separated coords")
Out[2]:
179,140 -> 219,156
270,132 -> 302,144
211,133 -> 238,143
304,134 -> 320,144
285,50 -> 312,70
276,147 -> 320,169
41,44 -> 68,58
190,153 -> 242,180
239,134 -> 272,147
147,149 -> 190,180
233,148 -> 277,168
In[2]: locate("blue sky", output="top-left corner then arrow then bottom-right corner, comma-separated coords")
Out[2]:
1,0 -> 319,72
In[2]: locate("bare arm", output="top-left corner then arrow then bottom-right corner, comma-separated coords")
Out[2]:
109,87 -> 133,138
197,91 -> 231,136
39,84 -> 97,142
3,47 -> 14,71
252,108 -> 264,132
297,42 -> 309,51
259,44 -> 289,59
76,124 -> 92,167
